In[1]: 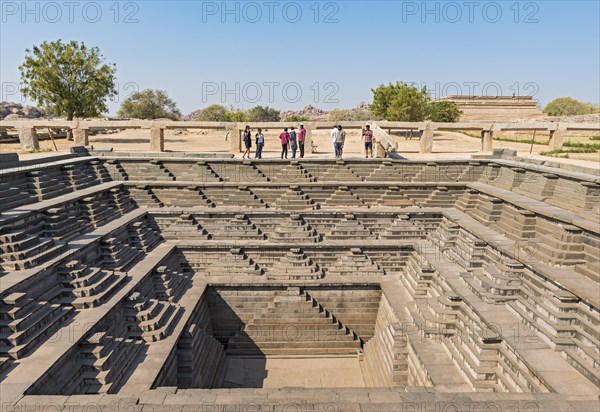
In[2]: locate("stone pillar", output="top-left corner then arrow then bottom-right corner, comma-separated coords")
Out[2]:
419,127 -> 434,154
305,127 -> 313,153
229,126 -> 241,153
374,140 -> 386,158
481,130 -> 494,152
549,129 -> 565,151
150,128 -> 165,152
73,128 -> 89,146
19,128 -> 39,150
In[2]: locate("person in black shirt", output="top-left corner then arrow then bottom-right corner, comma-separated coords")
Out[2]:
242,125 -> 252,159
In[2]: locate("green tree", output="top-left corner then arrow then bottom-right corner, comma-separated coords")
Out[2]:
196,104 -> 229,121
224,106 -> 248,122
370,82 -> 430,121
428,101 -> 463,122
246,106 -> 281,122
286,115 -> 309,122
327,109 -> 374,122
543,97 -> 599,116
19,40 -> 116,120
118,89 -> 181,120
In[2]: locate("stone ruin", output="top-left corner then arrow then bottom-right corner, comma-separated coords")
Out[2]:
0,152 -> 598,411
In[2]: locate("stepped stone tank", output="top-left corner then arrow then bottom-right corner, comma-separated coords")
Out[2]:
0,152 -> 599,411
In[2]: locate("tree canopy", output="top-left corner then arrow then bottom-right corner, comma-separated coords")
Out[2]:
118,89 -> 181,120
19,40 -> 117,120
428,101 -> 463,122
370,82 -> 430,121
196,105 -> 281,122
543,97 -> 599,117
196,104 -> 229,121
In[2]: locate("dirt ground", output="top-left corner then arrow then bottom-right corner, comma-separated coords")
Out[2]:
1,128 -> 598,169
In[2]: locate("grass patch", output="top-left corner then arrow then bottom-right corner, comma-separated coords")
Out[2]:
541,146 -> 599,158
540,150 -> 570,158
457,131 -> 548,144
25,148 -> 53,154
589,135 -> 600,141
495,137 -> 547,145
563,141 -> 600,150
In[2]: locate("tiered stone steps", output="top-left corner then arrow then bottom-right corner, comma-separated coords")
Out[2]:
226,288 -> 361,356
531,220 -> 586,267
327,215 -> 374,240
323,186 -> 365,208
492,205 -> 537,241
58,260 -> 128,309
160,161 -> 224,182
548,179 -> 600,218
62,162 -> 101,190
398,188 -> 433,206
128,220 -> 164,252
150,260 -> 192,303
422,187 -> 461,207
365,249 -> 411,276
202,187 -> 266,208
0,222 -> 66,271
76,331 -> 145,394
114,159 -> 176,181
575,235 -> 600,283
206,248 -> 263,277
454,188 -> 480,212
29,169 -> 72,201
80,194 -> 121,228
305,288 -> 382,342
514,173 -> 559,201
0,289 -> 73,360
303,162 -> 363,182
267,248 -> 323,280
151,186 -> 214,208
401,252 -> 436,297
376,186 -> 415,207
412,162 -> 443,183
273,186 -> 318,210
176,323 -> 226,388
0,172 -> 35,211
100,229 -> 147,271
161,213 -> 212,240
206,288 -> 277,343
210,214 -> 266,240
125,292 -> 182,342
380,215 -> 427,240
126,185 -> 163,207
327,248 -> 384,277
468,195 -> 503,225
362,295 -> 408,386
366,161 -> 405,181
268,162 -> 315,183
270,214 -> 320,243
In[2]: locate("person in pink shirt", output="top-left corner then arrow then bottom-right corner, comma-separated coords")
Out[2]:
297,124 -> 307,158
279,128 -> 290,159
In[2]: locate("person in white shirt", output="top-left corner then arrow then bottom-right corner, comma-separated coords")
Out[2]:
335,125 -> 346,159
331,124 -> 340,158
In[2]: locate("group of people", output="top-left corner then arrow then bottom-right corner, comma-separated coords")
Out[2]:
241,123 -> 375,160
242,124 -> 308,160
330,123 -> 374,159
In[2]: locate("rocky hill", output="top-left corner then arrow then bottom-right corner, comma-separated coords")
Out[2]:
184,102 -> 373,122
0,102 -> 44,120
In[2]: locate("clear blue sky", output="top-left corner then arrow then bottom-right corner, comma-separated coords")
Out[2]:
1,0 -> 599,116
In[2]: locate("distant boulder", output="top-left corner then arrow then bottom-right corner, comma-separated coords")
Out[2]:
0,102 -> 45,120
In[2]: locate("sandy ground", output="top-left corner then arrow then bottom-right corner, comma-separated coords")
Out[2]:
2,128 -> 598,169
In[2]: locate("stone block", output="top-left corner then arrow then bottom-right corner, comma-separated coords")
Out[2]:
18,127 -> 39,150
